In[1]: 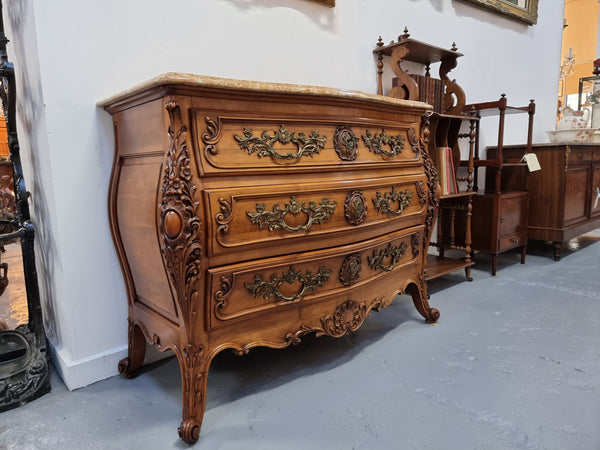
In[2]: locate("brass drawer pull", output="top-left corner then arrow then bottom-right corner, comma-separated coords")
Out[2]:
362,129 -> 405,157
234,124 -> 327,160
368,242 -> 408,272
373,187 -> 413,216
247,196 -> 337,232
245,266 -> 332,302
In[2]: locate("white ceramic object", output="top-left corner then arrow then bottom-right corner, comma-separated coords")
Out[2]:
546,129 -> 596,144
557,106 -> 589,130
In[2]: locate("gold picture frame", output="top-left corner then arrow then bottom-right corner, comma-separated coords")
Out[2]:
309,0 -> 335,6
458,0 -> 538,25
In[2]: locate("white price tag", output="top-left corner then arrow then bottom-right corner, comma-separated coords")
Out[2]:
521,153 -> 541,172
594,187 -> 600,210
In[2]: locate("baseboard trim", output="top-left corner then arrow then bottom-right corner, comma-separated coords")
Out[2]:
50,343 -> 172,390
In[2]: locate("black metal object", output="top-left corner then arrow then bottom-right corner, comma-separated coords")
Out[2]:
0,0 -> 50,411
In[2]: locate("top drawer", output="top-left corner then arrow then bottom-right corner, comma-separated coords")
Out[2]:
568,147 -> 593,164
192,112 -> 422,175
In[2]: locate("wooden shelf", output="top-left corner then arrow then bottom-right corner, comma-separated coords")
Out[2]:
439,190 -> 474,200
425,255 -> 474,281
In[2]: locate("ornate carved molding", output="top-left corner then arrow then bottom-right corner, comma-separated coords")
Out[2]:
415,181 -> 427,206
333,125 -> 359,161
408,127 -> 420,155
234,124 -> 327,160
215,196 -> 233,235
245,266 -> 332,302
368,242 -> 408,272
344,190 -> 367,225
411,233 -> 422,257
339,253 -> 362,286
201,116 -> 223,155
362,129 -> 405,157
159,101 -> 203,329
247,196 -> 336,232
372,187 -> 413,216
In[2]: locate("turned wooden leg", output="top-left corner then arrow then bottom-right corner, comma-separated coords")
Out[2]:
177,344 -> 210,444
520,245 -> 526,264
406,277 -> 440,324
118,319 -> 147,378
491,254 -> 497,277
553,242 -> 562,261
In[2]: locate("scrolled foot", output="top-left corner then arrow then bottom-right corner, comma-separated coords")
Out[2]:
178,418 -> 201,444
426,307 -> 440,324
118,357 -> 140,379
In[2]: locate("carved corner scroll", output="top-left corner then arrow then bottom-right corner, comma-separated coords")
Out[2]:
201,116 -> 223,155
362,129 -> 405,157
159,101 -> 203,329
234,124 -> 327,160
373,187 -> 413,216
247,196 -> 337,232
245,266 -> 332,303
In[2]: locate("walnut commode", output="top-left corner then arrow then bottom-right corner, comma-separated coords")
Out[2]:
101,73 -> 439,444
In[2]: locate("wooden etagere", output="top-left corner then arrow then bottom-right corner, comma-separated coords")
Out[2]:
374,29 -> 476,281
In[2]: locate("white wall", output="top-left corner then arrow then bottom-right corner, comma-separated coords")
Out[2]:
3,0 -> 564,389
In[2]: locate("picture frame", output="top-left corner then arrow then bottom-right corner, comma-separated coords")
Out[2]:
309,0 -> 335,6
458,0 -> 538,25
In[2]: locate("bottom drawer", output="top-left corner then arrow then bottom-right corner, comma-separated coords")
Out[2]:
207,226 -> 425,330
498,231 -> 527,252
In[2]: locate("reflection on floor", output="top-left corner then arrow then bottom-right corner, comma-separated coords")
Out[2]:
0,243 -> 26,330
1,232 -> 600,449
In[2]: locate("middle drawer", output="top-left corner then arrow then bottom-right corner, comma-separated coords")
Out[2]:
204,174 -> 428,263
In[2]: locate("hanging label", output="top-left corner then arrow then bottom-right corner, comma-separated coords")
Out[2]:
594,186 -> 600,209
521,153 -> 541,172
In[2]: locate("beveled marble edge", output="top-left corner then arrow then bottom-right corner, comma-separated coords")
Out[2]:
97,72 -> 432,110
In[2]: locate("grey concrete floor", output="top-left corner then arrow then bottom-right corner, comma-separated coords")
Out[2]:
1,231 -> 599,450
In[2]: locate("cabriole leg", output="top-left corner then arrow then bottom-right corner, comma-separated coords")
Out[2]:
406,277 -> 440,323
177,344 -> 209,444
118,319 -> 146,379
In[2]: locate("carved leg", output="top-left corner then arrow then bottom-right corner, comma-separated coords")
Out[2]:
553,242 -> 562,261
520,245 -> 526,264
177,344 -> 209,445
118,319 -> 146,379
406,277 -> 440,324
491,254 -> 497,277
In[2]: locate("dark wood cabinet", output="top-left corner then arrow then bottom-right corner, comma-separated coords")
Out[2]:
500,143 -> 600,260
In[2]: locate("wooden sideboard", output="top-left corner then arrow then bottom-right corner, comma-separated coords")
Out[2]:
101,73 -> 439,444
500,143 -> 600,260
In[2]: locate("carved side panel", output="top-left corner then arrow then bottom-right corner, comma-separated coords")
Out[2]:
420,113 -> 440,256
158,101 -> 203,331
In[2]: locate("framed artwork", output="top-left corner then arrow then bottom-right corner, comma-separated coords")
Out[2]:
458,0 -> 538,25
309,0 -> 335,6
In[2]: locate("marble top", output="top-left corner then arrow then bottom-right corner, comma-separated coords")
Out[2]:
98,72 -> 432,111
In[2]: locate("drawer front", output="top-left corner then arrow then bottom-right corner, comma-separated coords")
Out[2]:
193,112 -> 422,174
567,147 -> 593,165
207,227 -> 424,330
205,175 -> 428,260
498,231 -> 527,252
